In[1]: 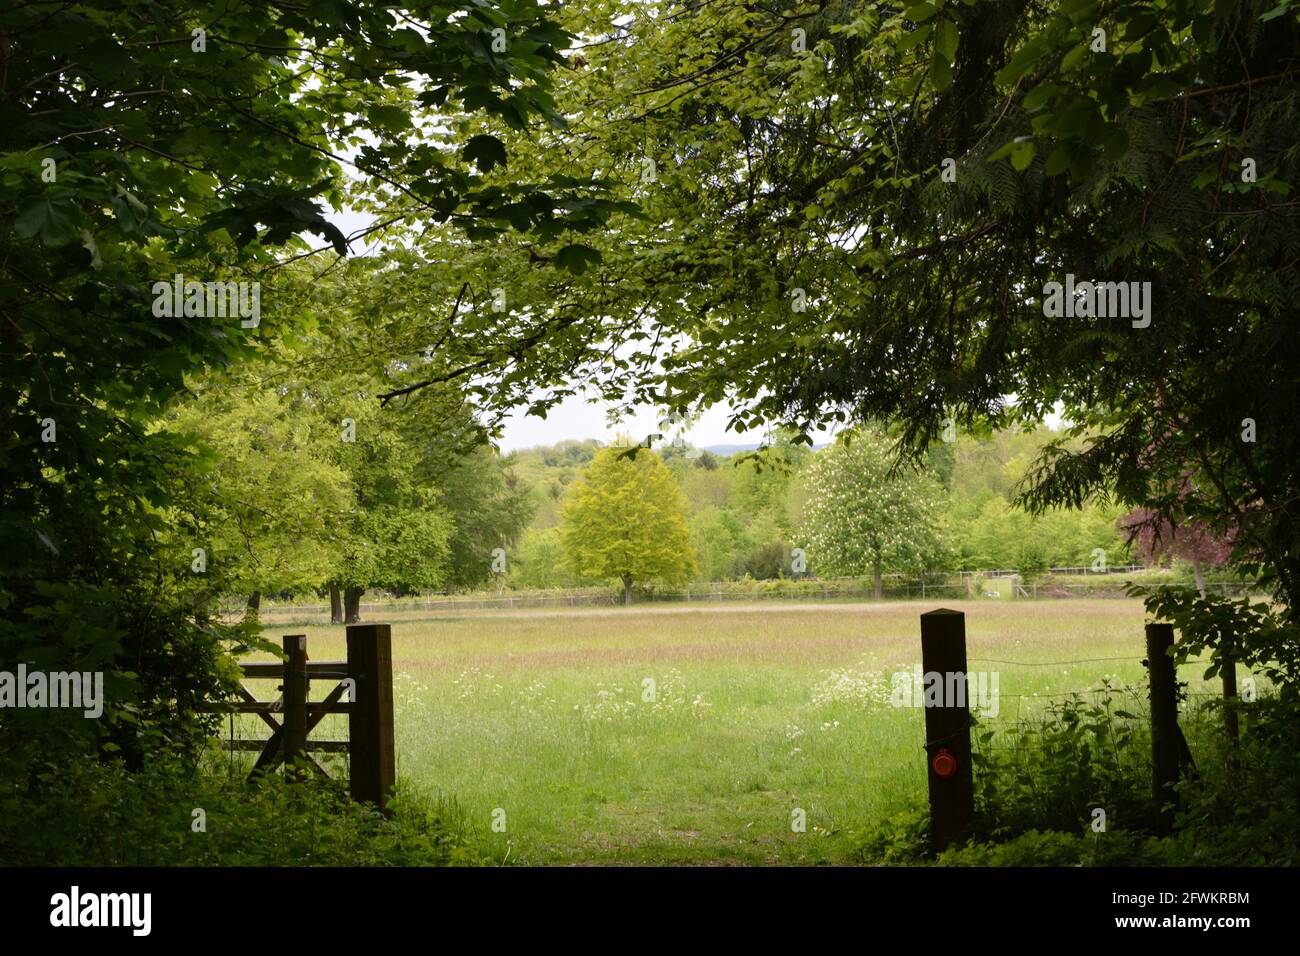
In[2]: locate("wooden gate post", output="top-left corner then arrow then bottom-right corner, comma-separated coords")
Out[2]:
282,634 -> 309,780
920,608 -> 974,853
1145,622 -> 1180,834
346,623 -> 395,812
1221,645 -> 1240,745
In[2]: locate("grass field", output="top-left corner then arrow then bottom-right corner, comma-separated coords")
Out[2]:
242,599 -> 1232,865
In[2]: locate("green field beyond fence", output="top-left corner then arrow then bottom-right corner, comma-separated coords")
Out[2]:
219,599 -> 1251,865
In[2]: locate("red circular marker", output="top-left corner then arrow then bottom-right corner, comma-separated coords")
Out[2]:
931,748 -> 957,778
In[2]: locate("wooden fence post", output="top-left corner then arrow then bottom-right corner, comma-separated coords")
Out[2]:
920,608 -> 974,853
1145,622 -> 1180,834
347,623 -> 395,813
1221,646 -> 1240,745
282,634 -> 309,781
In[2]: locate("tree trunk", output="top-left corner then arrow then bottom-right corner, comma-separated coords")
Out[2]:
873,556 -> 883,600
243,590 -> 261,624
1192,559 -> 1207,598
344,585 -> 364,624
622,574 -> 633,606
329,582 -> 343,625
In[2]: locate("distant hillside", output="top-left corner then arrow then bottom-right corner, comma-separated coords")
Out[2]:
703,442 -> 829,456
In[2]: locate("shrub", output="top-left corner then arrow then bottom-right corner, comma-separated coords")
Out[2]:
852,693 -> 1300,866
0,745 -> 486,866
971,682 -> 1151,840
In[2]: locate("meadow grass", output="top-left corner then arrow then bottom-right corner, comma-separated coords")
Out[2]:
239,599 -> 1237,865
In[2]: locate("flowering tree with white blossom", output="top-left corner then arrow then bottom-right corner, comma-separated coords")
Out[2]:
798,431 -> 949,599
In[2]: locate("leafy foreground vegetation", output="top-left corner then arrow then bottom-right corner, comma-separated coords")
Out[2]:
859,692 -> 1300,867
0,749 -> 483,867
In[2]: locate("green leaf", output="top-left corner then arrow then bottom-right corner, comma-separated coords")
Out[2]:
896,23 -> 934,52
935,19 -> 959,62
367,104 -> 411,133
1061,42 -> 1088,70
554,243 -> 601,275
903,2 -> 939,22
995,38 -> 1049,87
1022,83 -> 1061,112
929,54 -> 953,92
14,197 -> 79,246
988,140 -> 1017,162
1044,145 -> 1072,176
1010,139 -> 1036,171
463,135 -> 508,173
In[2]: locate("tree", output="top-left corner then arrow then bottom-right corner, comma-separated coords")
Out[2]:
561,446 -> 698,603
314,379 -> 453,623
510,527 -> 582,589
166,377 -> 352,618
1123,508 -> 1234,596
432,444 -> 534,592
434,1 -> 1300,667
2,0 -> 626,771
797,431 -> 948,598
690,507 -> 750,582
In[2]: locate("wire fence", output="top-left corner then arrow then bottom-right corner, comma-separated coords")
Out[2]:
239,575 -> 1258,621
960,644 -> 1249,768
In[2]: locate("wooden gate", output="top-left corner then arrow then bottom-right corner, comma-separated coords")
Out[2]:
206,623 -> 395,811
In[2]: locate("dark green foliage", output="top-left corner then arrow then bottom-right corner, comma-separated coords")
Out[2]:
0,747 -> 484,866
576,0 -> 1300,652
1,0 -> 620,772
972,683 -> 1151,839
853,692 -> 1300,866
1135,585 -> 1300,693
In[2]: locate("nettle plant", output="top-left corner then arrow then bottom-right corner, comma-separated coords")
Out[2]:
971,681 -> 1150,839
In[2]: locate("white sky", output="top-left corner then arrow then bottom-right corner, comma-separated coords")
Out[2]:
494,395 -> 810,452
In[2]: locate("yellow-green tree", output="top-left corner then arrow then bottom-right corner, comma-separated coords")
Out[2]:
561,447 -> 698,604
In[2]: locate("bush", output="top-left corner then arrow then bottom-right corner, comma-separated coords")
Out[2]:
971,682 -> 1151,840
851,693 -> 1300,866
0,745 -> 486,866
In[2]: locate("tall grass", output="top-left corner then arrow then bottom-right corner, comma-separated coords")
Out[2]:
228,600 -> 1242,864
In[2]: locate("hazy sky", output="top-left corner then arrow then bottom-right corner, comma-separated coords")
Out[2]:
494,392 -> 815,453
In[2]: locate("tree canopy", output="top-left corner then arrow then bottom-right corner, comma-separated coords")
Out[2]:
389,0 -> 1300,624
561,445 -> 698,602
798,429 -> 949,594
2,0 -> 626,764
